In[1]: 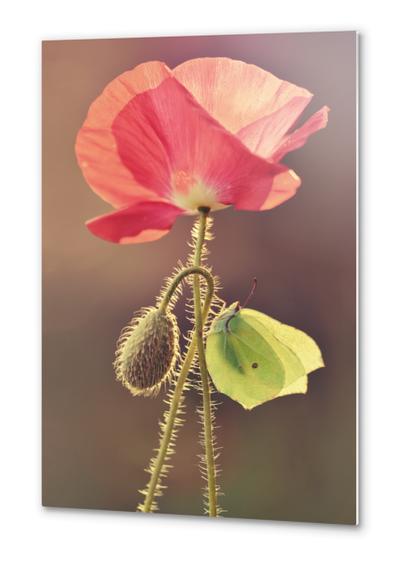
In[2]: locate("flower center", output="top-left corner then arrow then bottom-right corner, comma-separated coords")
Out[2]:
171,171 -> 225,213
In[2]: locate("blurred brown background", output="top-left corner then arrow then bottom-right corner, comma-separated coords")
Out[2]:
42,31 -> 356,524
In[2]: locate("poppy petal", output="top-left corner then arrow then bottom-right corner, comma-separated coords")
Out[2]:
173,57 -> 312,134
260,169 -> 301,210
86,201 -> 184,244
271,106 -> 330,162
111,76 -> 286,212
75,61 -> 172,207
236,96 -> 312,158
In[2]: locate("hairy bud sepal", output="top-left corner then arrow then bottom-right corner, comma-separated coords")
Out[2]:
114,307 -> 179,396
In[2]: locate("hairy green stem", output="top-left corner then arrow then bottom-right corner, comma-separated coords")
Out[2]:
140,215 -> 213,513
159,266 -> 214,313
194,208 -> 218,516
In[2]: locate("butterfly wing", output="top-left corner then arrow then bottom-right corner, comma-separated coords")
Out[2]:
206,308 -> 286,409
206,306 -> 324,409
242,308 -> 325,384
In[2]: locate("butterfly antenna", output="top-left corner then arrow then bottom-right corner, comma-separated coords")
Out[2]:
241,277 -> 257,309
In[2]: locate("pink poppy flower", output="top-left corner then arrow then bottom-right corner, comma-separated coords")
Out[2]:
76,58 -> 329,244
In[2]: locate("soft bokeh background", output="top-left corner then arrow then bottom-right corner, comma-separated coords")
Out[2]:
42,32 -> 356,524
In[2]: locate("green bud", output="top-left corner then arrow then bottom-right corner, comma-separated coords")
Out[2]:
114,307 -> 179,396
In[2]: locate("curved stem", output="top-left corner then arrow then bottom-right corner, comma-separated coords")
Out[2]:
159,266 -> 214,313
193,209 -> 218,516
141,217 -> 212,513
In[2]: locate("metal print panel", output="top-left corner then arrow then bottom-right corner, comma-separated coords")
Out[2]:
42,31 -> 357,524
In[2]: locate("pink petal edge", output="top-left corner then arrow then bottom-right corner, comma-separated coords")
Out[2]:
272,106 -> 330,162
174,57 -> 313,134
75,61 -> 172,208
260,169 -> 302,210
236,96 -> 313,159
86,200 -> 184,244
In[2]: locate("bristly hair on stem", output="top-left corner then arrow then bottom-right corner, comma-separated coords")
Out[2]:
137,213 -> 224,514
188,211 -> 224,516
195,378 -> 224,515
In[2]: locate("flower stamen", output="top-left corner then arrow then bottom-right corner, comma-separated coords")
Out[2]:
172,170 -> 225,213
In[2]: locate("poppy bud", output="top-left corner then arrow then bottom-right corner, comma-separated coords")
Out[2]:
114,307 -> 179,396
